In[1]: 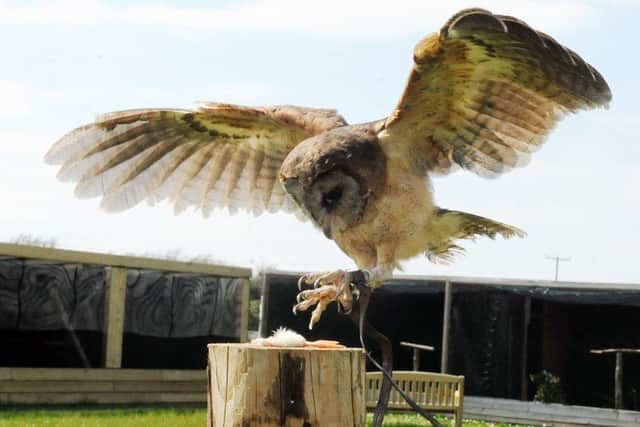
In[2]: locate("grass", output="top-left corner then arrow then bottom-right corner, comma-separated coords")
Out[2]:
367,413 -> 534,426
0,406 -> 535,427
0,406 -> 202,427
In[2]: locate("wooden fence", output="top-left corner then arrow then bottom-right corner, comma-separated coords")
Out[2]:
0,367 -> 207,405
0,243 -> 251,404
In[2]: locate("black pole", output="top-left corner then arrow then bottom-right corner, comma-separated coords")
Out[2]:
615,352 -> 624,409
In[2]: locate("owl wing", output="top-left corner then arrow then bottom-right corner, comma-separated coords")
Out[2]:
46,103 -> 347,215
381,8 -> 611,178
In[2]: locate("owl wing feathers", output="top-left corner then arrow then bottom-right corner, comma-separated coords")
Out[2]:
426,208 -> 526,264
382,8 -> 612,178
45,104 -> 347,216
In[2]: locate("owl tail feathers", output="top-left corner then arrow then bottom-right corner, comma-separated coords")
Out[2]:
425,208 -> 526,264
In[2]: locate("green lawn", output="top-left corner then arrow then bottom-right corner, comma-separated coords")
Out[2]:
0,407 -> 203,427
0,406 -> 535,427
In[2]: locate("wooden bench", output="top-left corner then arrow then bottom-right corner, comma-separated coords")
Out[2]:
365,370 -> 465,427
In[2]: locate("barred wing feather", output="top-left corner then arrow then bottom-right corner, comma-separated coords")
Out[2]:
382,8 -> 611,178
46,104 -> 347,216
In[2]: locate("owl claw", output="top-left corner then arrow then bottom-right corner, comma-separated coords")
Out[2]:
293,269 -> 361,328
297,271 -> 336,290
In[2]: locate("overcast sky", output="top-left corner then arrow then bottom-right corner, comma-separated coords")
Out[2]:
1,0 -> 638,284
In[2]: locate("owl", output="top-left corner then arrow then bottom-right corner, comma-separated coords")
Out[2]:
46,9 -> 611,329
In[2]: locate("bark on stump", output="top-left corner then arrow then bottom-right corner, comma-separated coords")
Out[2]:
207,343 -> 365,427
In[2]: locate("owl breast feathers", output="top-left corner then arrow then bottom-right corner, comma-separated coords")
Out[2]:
46,8 -> 610,272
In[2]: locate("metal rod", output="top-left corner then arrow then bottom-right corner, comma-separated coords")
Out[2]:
544,255 -> 571,281
400,341 -> 435,352
400,342 -> 434,371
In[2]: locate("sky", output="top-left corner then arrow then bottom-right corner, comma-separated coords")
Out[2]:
0,0 -> 638,284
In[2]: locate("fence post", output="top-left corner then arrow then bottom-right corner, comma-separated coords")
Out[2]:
103,267 -> 127,368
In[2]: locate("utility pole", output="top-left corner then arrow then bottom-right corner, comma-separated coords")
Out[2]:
545,255 -> 571,281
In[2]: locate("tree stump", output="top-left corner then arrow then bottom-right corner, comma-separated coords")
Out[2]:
207,343 -> 365,427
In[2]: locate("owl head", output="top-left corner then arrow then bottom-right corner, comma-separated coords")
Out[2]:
279,126 -> 386,239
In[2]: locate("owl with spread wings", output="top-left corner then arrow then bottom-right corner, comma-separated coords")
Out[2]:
47,9 -> 610,329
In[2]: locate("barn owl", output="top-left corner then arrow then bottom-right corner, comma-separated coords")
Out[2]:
46,9 -> 611,329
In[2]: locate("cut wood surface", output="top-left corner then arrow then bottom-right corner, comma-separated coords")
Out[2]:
207,343 -> 365,427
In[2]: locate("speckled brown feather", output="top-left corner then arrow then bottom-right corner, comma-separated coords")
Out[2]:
425,208 -> 526,264
46,104 -> 347,215
383,8 -> 611,178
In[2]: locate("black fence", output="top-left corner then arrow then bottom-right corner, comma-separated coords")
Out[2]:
261,272 -> 640,410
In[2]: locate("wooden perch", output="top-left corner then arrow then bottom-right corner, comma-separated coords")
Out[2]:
207,343 -> 365,427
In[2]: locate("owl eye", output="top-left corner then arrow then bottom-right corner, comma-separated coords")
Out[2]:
321,186 -> 343,211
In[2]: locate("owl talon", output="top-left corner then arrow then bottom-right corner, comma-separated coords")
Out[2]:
293,269 -> 361,327
297,276 -> 306,291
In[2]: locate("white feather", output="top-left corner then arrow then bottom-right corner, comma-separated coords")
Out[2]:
269,327 -> 306,347
251,327 -> 306,347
